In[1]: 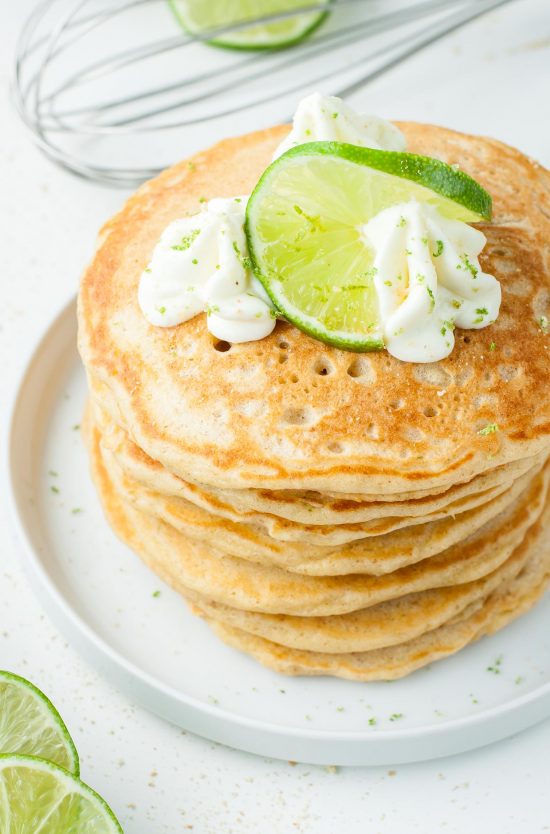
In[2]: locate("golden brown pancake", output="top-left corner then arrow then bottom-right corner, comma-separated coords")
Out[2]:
95,405 -> 548,582
78,119 -> 550,680
78,123 -> 550,494
94,397 -> 544,529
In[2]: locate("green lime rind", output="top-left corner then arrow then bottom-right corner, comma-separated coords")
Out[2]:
246,142 -> 492,352
168,0 -> 331,51
269,142 -> 492,222
0,754 -> 123,834
0,670 -> 79,776
254,283 -> 385,353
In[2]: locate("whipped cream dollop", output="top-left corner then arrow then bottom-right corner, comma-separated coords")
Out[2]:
363,201 -> 501,362
138,197 -> 276,343
273,92 -> 406,159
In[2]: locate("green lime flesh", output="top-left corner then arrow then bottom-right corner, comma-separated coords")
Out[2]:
245,142 -> 492,351
169,0 -> 329,50
0,671 -> 79,776
0,755 -> 123,834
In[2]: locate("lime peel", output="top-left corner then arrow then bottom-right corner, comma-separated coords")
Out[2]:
0,670 -> 79,776
275,142 -> 492,222
169,0 -> 331,50
246,142 -> 492,351
0,754 -> 123,834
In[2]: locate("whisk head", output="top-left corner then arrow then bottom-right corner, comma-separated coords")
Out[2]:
13,0 -> 512,187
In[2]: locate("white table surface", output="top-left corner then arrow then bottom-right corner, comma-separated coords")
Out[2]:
1,1 -> 550,831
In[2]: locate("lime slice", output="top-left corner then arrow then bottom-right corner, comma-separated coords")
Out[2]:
0,671 -> 79,775
0,755 -> 123,833
169,0 -> 329,49
245,141 -> 492,350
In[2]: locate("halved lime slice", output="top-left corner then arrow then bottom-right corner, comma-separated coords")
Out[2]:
0,755 -> 123,833
169,0 -> 329,50
0,671 -> 79,775
245,142 -> 492,350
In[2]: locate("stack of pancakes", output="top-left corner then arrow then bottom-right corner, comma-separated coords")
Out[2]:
78,122 -> 550,681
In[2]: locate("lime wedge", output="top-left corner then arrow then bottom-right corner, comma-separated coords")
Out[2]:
169,0 -> 329,49
245,142 -> 492,350
0,755 -> 123,833
0,671 -> 79,775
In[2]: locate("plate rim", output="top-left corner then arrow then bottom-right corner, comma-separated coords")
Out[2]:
5,295 -> 550,766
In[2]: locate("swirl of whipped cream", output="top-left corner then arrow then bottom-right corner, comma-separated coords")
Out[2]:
363,201 -> 501,362
138,197 -> 276,343
273,92 -> 406,159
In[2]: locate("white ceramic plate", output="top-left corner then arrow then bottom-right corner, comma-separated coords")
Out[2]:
6,299 -> 550,766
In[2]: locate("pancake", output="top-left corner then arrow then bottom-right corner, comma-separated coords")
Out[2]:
92,399 -> 546,547
86,412 -> 549,620
78,123 -> 550,494
93,397 -> 544,528
95,408 -> 546,577
206,505 -> 550,680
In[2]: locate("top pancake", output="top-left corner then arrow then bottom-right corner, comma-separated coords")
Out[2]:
78,123 -> 550,493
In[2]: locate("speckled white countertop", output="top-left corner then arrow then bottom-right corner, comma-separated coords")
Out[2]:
1,2 -> 550,831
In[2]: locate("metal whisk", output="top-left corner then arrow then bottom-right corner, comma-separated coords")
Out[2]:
13,0 -> 514,187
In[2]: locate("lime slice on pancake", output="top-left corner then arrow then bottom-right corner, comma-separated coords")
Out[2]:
169,0 -> 329,49
0,670 -> 79,775
245,142 -> 492,351
0,755 -> 123,833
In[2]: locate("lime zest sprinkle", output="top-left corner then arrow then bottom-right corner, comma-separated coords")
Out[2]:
433,240 -> 444,257
171,228 -> 200,251
489,341 -> 496,351
539,315 -> 549,333
152,590 -> 161,598
50,485 -> 60,494
473,306 -> 489,324
232,240 -> 252,270
158,306 -> 166,314
368,717 -> 377,726
426,286 -> 435,311
487,655 -> 503,674
478,422 -> 499,436
396,216 -> 407,227
389,713 -> 404,722
457,253 -> 478,279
